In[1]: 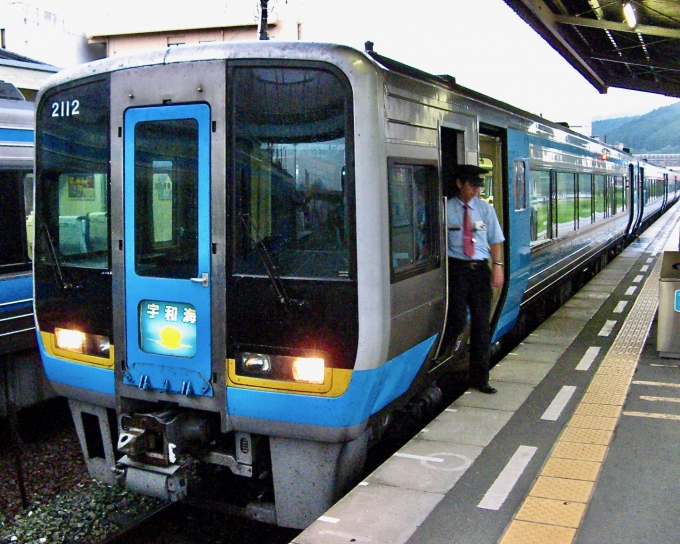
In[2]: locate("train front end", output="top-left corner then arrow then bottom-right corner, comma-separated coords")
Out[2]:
34,43 -> 393,529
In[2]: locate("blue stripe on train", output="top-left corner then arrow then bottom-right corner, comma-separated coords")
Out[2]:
38,331 -> 115,395
38,333 -> 438,428
0,274 -> 33,311
226,336 -> 437,428
0,127 -> 34,143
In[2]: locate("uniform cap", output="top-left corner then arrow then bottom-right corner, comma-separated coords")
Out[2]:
452,164 -> 488,187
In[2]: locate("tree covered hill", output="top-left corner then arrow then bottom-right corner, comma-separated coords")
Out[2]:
592,101 -> 680,154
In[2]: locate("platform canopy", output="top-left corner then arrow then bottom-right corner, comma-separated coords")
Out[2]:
503,0 -> 680,97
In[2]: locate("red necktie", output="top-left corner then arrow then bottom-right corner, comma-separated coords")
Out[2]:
463,204 -> 474,258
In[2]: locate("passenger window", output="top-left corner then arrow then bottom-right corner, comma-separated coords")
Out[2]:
513,160 -> 526,211
530,169 -> 550,244
388,161 -> 438,276
555,172 -> 575,236
616,176 -> 626,214
594,175 -> 606,221
578,174 -> 592,227
0,170 -> 32,267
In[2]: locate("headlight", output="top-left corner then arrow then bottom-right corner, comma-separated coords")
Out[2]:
236,351 -> 326,385
292,357 -> 325,384
55,327 -> 111,358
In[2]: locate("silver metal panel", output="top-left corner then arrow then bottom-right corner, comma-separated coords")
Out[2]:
229,414 -> 367,443
270,432 -> 367,529
68,400 -> 118,485
389,269 -> 445,360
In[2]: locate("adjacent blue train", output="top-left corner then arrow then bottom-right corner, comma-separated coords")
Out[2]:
33,42 -> 678,528
0,85 -> 52,415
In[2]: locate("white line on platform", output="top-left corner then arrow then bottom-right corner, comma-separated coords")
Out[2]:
541,386 -> 577,421
394,452 -> 444,463
319,516 -> 340,523
478,445 -> 537,510
445,408 -> 458,412
576,347 -> 600,371
598,320 -> 617,336
640,395 -> 680,403
651,363 -> 679,368
633,275 -> 644,283
625,286 -> 637,296
614,301 -> 628,314
632,380 -> 680,388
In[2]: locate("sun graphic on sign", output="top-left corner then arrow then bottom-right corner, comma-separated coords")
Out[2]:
153,326 -> 192,350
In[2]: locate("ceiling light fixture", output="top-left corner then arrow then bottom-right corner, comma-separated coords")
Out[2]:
623,2 -> 637,29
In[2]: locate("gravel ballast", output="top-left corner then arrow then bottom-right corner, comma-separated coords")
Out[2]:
0,400 -> 165,543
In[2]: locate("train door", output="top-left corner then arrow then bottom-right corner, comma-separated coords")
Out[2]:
626,163 -> 638,236
121,104 -> 213,399
479,128 -> 506,324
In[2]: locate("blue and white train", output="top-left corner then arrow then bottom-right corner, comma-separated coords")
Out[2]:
32,42 -> 678,528
0,83 -> 52,415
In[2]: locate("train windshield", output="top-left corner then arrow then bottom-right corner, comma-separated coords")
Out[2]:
232,66 -> 352,280
35,78 -> 110,270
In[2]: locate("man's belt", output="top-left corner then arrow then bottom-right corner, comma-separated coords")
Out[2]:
448,257 -> 488,270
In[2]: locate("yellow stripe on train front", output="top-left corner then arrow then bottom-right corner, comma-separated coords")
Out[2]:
227,358 -> 353,397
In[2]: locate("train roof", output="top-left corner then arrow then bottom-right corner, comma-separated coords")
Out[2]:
36,41 -> 652,168
0,97 -> 33,128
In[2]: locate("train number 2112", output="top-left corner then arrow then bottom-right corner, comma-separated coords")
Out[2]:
51,100 -> 80,117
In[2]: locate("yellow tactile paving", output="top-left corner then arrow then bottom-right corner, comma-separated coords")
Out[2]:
560,427 -> 613,445
574,403 -> 622,418
529,476 -> 594,503
580,391 -> 627,405
567,415 -> 618,431
499,520 -> 576,544
499,237 -> 673,544
588,375 -> 633,387
552,441 -> 607,462
541,458 -> 601,481
515,496 -> 586,528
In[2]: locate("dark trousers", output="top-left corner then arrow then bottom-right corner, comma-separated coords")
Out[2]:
442,258 -> 493,386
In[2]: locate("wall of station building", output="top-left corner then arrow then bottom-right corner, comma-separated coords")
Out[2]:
95,19 -> 304,58
635,154 -> 680,170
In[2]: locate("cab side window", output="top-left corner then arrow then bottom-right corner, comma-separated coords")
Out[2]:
388,160 -> 439,278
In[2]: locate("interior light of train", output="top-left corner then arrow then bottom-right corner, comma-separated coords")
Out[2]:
292,357 -> 325,384
623,2 -> 637,28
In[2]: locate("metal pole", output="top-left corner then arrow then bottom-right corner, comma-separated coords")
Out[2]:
259,0 -> 270,40
3,359 -> 29,508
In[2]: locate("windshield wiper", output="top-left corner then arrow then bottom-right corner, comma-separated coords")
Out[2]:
240,214 -> 302,310
40,223 -> 76,290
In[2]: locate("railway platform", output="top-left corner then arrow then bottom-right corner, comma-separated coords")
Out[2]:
293,202 -> 680,544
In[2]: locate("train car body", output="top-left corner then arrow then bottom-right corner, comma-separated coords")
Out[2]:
33,42 -> 678,528
0,91 -> 53,415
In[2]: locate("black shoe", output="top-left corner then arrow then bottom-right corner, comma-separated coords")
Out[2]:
476,383 -> 497,394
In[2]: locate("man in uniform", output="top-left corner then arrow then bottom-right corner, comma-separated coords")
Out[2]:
442,164 -> 505,394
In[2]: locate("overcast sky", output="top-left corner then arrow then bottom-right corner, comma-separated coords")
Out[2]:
62,0 -> 679,126
299,0 -> 679,126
